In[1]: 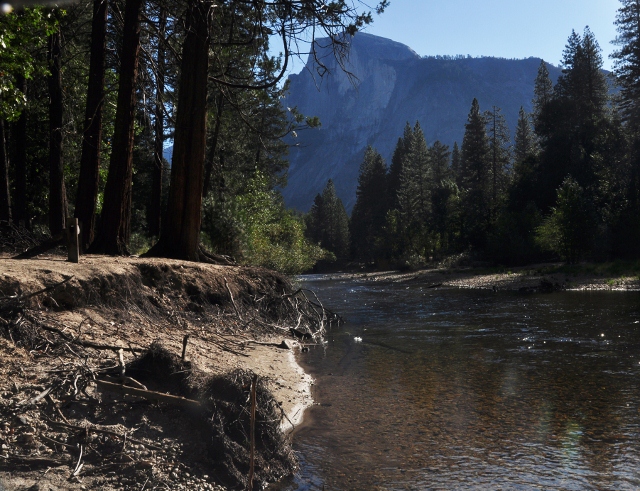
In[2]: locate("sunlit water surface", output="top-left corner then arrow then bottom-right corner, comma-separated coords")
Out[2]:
272,275 -> 640,491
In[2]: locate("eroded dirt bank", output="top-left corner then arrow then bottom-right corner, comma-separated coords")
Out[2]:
0,255 -> 327,491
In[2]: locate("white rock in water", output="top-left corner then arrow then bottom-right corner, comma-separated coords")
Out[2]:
354,337 -> 362,342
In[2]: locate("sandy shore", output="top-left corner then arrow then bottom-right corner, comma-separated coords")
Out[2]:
238,345 -> 314,432
330,262 -> 640,292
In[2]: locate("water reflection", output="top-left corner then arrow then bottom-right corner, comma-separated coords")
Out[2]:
275,279 -> 640,490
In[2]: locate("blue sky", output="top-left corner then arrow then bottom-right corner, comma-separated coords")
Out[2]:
287,0 -> 621,73
363,0 -> 620,69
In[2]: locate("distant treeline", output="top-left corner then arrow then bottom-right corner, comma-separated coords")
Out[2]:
306,21 -> 640,267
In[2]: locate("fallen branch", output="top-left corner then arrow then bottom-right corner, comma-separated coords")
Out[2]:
224,277 -> 242,320
94,379 -> 201,409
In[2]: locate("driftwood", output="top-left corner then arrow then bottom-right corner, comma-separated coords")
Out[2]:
223,277 -> 242,319
94,379 -> 201,409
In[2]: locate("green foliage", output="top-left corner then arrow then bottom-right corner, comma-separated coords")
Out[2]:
0,8 -> 58,121
203,171 -> 326,274
535,177 -> 594,263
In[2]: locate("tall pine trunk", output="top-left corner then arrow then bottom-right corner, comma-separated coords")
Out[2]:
146,0 -> 209,261
0,119 -> 10,222
48,26 -> 68,236
75,0 -> 108,250
89,0 -> 143,255
149,6 -> 166,237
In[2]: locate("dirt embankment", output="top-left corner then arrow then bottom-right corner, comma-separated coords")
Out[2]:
0,255 -> 330,491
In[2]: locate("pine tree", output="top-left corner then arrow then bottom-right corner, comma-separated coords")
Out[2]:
460,98 -> 491,249
429,141 -> 455,254
514,106 -> 536,164
350,146 -> 388,262
388,122 -> 414,211
612,0 -> 640,257
306,192 -> 324,246
533,60 -> 554,126
556,27 -> 609,121
613,0 -> 640,125
306,180 -> 350,259
75,0 -> 108,250
485,105 -> 511,220
535,27 -> 613,211
397,122 -> 432,256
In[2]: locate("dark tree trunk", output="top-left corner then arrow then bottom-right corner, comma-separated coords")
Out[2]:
0,119 -> 11,222
149,7 -> 166,237
13,75 -> 28,227
88,0 -> 143,255
146,0 -> 210,261
48,27 -> 68,236
75,0 -> 108,250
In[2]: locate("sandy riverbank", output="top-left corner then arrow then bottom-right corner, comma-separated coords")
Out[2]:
329,262 -> 640,292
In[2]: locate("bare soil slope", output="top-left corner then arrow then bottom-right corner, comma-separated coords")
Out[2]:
0,255 -> 323,491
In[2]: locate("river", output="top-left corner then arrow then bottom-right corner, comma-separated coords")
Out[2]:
274,274 -> 640,490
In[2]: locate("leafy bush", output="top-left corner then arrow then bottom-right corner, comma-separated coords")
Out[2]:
203,171 -> 327,274
535,177 -> 594,263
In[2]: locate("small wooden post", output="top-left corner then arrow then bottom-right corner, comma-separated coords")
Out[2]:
181,334 -> 190,361
67,217 -> 79,263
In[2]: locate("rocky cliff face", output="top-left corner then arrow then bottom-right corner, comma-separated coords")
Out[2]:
282,33 -> 561,212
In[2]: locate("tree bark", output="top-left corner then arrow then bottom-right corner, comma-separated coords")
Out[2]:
146,0 -> 210,261
149,6 -> 166,237
88,0 -> 143,255
0,119 -> 11,222
75,0 -> 108,250
13,75 -> 28,228
48,27 -> 68,236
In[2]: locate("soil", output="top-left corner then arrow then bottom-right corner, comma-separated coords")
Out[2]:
0,254 -> 324,491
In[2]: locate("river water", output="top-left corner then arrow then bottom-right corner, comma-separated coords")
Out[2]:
274,275 -> 640,490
